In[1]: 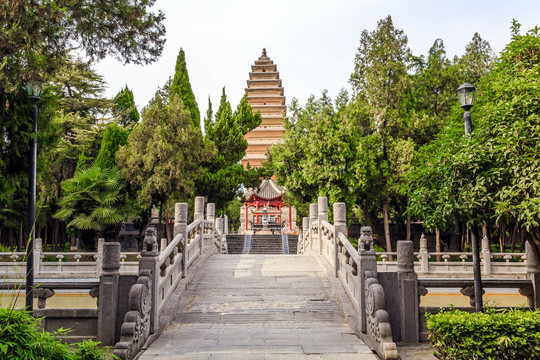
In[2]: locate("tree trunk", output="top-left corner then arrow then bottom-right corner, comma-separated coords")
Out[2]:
165,221 -> 172,244
18,220 -> 23,251
54,220 -> 59,251
499,224 -> 505,253
9,226 -> 14,250
436,228 -> 441,262
406,213 -> 411,241
382,198 -> 392,260
44,224 -> 48,250
364,198 -> 370,226
511,223 -> 519,252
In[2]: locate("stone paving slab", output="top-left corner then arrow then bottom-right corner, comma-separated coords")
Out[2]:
138,255 -> 378,359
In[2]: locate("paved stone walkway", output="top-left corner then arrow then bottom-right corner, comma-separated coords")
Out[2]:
139,255 -> 377,359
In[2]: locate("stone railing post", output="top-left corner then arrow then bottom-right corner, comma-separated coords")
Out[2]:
216,216 -> 225,251
96,238 -> 105,276
419,234 -> 429,273
309,203 -> 318,250
160,238 -> 167,252
318,197 -> 328,255
194,196 -> 205,222
397,240 -> 419,342
481,236 -> 492,275
302,217 -> 309,253
207,203 -> 216,252
98,242 -> 121,346
358,226 -> 377,333
526,242 -> 540,309
34,238 -> 42,277
174,203 -> 188,278
139,226 -> 160,333
333,202 -> 346,277
224,215 -> 229,235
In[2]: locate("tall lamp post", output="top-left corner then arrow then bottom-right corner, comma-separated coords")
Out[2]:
457,82 -> 483,312
25,82 -> 42,314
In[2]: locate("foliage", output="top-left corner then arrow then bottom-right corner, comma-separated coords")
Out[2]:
0,308 -> 115,359
407,22 -> 540,257
0,0 -> 166,92
169,48 -> 200,129
199,90 -> 262,213
427,308 -> 540,360
117,91 -> 207,218
54,164 -> 138,241
95,123 -> 129,168
113,86 -> 139,127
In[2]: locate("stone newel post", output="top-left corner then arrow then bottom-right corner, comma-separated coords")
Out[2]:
526,242 -> 540,309
318,197 -> 328,254
358,226 -> 377,333
302,217 -> 309,253
139,227 -> 160,333
96,238 -> 105,276
333,202 -> 346,277
206,203 -> 216,221
481,236 -> 492,275
419,234 -> 429,273
194,196 -> 205,222
98,242 -> 121,346
34,238 -> 42,277
174,203 -> 188,277
397,240 -> 419,342
309,203 -> 318,251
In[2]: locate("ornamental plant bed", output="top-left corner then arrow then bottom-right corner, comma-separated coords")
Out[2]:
427,307 -> 540,359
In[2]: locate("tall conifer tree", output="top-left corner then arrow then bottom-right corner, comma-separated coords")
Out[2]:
169,48 -> 200,128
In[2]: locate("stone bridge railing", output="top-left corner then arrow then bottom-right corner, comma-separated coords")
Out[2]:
0,196 -> 227,359
298,197 -> 398,360
0,238 -> 140,278
297,196 -> 540,359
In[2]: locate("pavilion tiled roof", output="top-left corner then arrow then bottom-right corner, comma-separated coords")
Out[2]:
246,179 -> 285,200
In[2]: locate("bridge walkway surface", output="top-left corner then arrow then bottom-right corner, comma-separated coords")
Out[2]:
139,254 -> 378,359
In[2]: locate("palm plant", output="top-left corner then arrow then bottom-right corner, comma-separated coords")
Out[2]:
54,164 -> 139,244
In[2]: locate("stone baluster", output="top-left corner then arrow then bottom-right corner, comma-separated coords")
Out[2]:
397,240 -> 419,342
318,197 -> 328,255
207,203 -> 216,252
333,202 -> 346,278
139,226 -> 160,333
194,196 -> 205,222
481,235 -> 492,275
419,234 -> 429,273
98,242 -> 121,346
302,217 -> 309,253
525,242 -> 540,309
174,203 -> 188,278
309,203 -> 318,251
34,238 -> 42,277
194,196 -> 205,253
96,238 -> 105,276
358,226 -> 377,333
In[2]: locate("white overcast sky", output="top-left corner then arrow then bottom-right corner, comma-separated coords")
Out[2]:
94,0 -> 540,122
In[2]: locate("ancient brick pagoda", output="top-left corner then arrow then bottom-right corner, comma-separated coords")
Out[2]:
241,48 -> 286,169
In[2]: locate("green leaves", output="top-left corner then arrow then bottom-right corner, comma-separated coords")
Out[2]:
427,308 -> 540,360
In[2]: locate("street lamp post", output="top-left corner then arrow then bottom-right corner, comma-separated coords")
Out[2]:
25,82 -> 42,314
457,82 -> 483,312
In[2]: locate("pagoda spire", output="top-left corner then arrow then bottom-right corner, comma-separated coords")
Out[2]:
241,49 -> 286,169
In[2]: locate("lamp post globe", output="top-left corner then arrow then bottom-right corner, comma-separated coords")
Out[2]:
457,83 -> 476,135
25,81 -> 42,314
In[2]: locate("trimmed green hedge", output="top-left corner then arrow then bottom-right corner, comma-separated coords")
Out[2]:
427,308 -> 540,359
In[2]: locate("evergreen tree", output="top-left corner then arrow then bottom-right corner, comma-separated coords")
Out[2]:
204,96 -> 213,136
95,123 -> 129,168
113,86 -> 140,127
169,48 -> 200,128
198,89 -> 262,212
117,90 -> 207,218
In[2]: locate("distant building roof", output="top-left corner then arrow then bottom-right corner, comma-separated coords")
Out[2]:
246,178 -> 285,200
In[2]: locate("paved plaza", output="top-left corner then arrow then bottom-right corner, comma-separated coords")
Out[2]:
139,255 -> 378,359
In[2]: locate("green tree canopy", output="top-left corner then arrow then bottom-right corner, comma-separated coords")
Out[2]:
169,48 -> 200,128
113,86 -> 140,127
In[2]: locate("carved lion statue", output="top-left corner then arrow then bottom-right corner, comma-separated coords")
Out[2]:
142,226 -> 159,256
359,226 -> 374,252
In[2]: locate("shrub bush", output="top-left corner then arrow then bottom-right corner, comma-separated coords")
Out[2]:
0,308 -> 114,359
427,308 -> 540,359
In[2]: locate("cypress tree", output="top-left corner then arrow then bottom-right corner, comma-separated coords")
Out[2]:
169,48 -> 200,128
113,86 -> 140,127
95,123 -> 129,168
